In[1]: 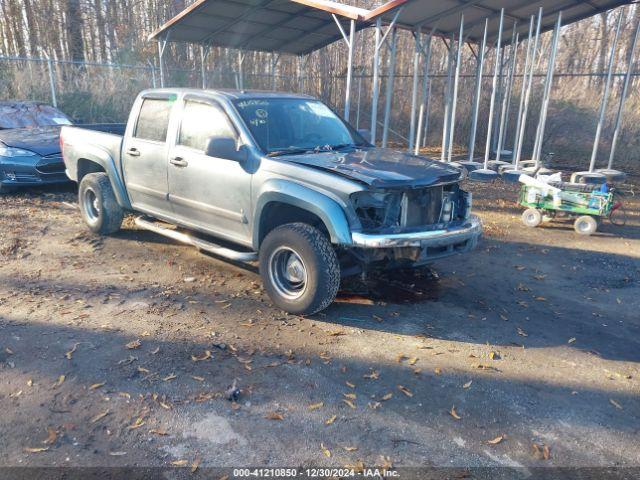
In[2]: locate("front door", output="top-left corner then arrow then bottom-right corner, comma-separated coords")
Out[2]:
122,95 -> 175,218
168,98 -> 252,246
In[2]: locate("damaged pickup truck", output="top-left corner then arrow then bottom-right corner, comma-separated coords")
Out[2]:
61,89 -> 481,314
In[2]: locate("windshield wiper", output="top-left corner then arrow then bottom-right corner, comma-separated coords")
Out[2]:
267,147 -> 313,157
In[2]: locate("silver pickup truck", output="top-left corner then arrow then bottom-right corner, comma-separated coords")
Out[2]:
61,89 -> 481,314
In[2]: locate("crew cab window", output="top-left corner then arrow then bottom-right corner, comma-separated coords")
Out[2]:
178,101 -> 236,151
134,98 -> 171,142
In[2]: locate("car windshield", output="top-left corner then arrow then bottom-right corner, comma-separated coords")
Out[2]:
233,98 -> 365,155
0,103 -> 72,130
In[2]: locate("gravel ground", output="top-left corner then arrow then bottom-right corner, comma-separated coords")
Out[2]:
0,177 -> 639,479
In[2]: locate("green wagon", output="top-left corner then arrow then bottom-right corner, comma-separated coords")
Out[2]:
519,183 -> 615,235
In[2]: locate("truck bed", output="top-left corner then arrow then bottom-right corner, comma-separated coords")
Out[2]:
60,124 -> 125,183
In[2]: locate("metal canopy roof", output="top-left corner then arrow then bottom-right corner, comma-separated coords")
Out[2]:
148,0 -> 369,55
368,0 -> 635,44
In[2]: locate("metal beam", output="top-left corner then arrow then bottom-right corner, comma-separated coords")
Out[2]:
483,8 -> 504,168
609,15 -> 640,169
382,27 -> 398,147
496,25 -> 518,162
447,15 -> 464,162
589,10 -> 623,172
441,34 -> 454,162
468,18 -> 488,161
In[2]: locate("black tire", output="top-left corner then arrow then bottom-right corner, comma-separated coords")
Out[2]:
259,223 -> 340,315
78,173 -> 124,235
574,215 -> 597,236
521,208 -> 542,228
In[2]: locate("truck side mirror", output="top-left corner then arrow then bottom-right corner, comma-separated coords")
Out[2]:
357,129 -> 371,144
205,136 -> 247,162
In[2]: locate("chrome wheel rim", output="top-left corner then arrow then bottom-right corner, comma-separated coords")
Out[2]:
83,187 -> 100,225
577,219 -> 591,233
268,247 -> 308,300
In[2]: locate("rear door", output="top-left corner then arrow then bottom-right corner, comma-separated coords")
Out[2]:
167,96 -> 252,245
122,94 -> 176,218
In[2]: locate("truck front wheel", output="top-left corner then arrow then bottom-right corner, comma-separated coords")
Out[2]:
79,173 -> 124,235
259,223 -> 340,315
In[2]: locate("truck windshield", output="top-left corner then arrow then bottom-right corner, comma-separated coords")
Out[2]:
0,103 -> 72,130
233,98 -> 365,155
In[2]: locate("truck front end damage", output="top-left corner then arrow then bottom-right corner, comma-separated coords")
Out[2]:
345,182 -> 481,271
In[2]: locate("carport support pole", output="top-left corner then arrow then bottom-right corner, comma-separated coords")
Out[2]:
496,26 -> 518,162
441,35 -> 454,162
371,19 -> 382,144
414,31 -> 433,155
157,32 -> 170,88
483,9 -> 504,169
237,51 -> 246,90
532,12 -> 562,166
409,29 -> 422,152
512,16 -> 534,164
589,11 -> 623,172
515,10 -> 542,168
608,17 -> 640,169
447,15 -> 464,162
468,19 -> 488,162
270,53 -> 280,91
201,46 -> 210,89
333,15 -> 356,121
382,27 -> 398,148
43,52 -> 57,108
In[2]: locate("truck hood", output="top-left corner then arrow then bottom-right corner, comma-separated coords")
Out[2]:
283,148 -> 462,188
0,126 -> 62,156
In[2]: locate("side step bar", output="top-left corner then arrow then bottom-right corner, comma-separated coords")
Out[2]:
134,216 -> 258,262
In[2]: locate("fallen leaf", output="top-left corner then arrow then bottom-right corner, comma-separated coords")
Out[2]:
449,406 -> 461,420
489,351 -> 500,360
52,375 -> 65,389
27,379 -> 33,387
609,399 -> 623,410
343,393 -> 356,400
363,370 -> 379,380
463,380 -> 472,389
345,381 -> 355,388
568,337 -> 576,344
325,415 -> 337,425
397,385 -> 413,397
191,376 -> 205,382
43,427 -> 57,445
163,374 -> 177,382
265,412 -> 284,420
89,382 -> 105,390
487,435 -> 504,445
109,451 -> 127,456
125,340 -> 141,350
308,402 -> 324,411
381,393 -> 393,401
149,428 -> 168,436
65,343 -> 79,360
342,399 -> 356,409
434,367 -> 442,375
535,296 -> 547,302
126,418 -> 145,430
24,447 -> 49,453
320,443 -> 331,458
543,445 -> 550,460
517,327 -> 528,337
191,454 -> 201,473
171,460 -> 188,466
90,410 -> 110,424
191,350 -> 212,362
408,357 -> 419,365
343,446 -> 358,452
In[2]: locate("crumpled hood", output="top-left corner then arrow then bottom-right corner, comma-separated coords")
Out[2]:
0,126 -> 62,156
283,148 -> 462,188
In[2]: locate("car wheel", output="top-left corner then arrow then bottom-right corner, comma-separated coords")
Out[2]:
574,215 -> 597,236
79,173 -> 124,235
521,208 -> 542,228
259,223 -> 340,315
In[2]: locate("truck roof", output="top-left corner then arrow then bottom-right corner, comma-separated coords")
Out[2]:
141,88 -> 316,101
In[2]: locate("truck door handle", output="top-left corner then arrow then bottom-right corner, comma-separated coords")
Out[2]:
126,148 -> 140,157
170,157 -> 188,167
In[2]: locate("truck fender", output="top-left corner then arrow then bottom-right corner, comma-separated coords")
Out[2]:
76,145 -> 132,210
253,179 -> 352,249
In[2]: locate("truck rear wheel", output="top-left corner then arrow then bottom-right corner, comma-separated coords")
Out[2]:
79,173 -> 124,235
521,208 -> 542,228
259,223 -> 340,315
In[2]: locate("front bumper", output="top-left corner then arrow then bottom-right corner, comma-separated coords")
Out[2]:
0,154 -> 70,186
351,214 -> 482,249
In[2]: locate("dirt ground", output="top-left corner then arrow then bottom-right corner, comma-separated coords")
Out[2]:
0,175 -> 639,479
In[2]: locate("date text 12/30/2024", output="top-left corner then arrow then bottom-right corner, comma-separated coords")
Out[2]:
233,468 -> 400,478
